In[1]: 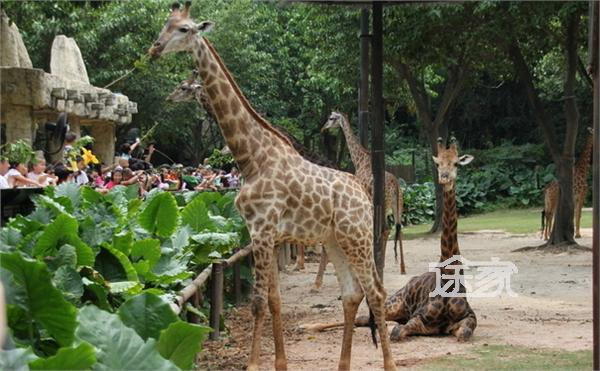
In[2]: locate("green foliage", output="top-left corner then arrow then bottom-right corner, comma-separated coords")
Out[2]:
157,321 -> 212,370
1,252 -> 78,347
401,182 -> 435,225
76,305 -> 177,371
117,293 -> 179,341
1,185 -> 248,367
138,192 -> 179,238
28,342 -> 96,370
205,148 -> 235,169
1,140 -> 37,164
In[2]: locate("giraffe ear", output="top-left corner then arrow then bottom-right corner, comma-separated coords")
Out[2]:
197,21 -> 215,33
457,155 -> 474,166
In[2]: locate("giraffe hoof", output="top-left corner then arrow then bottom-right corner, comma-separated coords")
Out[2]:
390,325 -> 406,342
292,264 -> 305,271
575,234 -> 582,238
455,327 -> 473,342
310,286 -> 321,294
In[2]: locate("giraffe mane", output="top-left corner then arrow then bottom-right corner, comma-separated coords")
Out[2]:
201,37 -> 296,150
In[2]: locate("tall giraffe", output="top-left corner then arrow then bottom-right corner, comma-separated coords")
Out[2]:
149,4 -> 396,371
321,111 -> 405,275
167,72 -> 335,272
543,127 -> 594,239
303,137 -> 477,342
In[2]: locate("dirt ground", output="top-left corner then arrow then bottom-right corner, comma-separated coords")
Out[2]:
199,228 -> 593,370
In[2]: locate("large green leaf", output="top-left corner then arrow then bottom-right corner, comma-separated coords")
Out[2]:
55,182 -> 82,210
33,214 -> 94,267
76,305 -> 178,371
46,244 -> 77,272
0,348 -> 38,371
117,293 -> 178,340
94,245 -> 138,283
53,265 -> 84,304
180,197 -> 213,233
157,321 -> 212,370
138,192 -> 179,238
0,253 -> 77,346
113,231 -> 134,255
0,227 -> 22,252
131,239 -> 161,268
28,342 -> 96,370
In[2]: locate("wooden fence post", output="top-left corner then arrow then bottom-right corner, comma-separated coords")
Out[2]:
209,261 -> 224,340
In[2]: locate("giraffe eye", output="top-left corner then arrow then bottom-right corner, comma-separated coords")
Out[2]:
178,27 -> 189,33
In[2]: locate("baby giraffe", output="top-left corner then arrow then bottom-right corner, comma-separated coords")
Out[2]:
304,137 -> 477,342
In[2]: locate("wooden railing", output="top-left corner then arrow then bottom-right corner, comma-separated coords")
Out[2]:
170,244 -> 253,339
168,243 -> 296,339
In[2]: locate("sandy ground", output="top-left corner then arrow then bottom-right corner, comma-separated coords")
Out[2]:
199,228 -> 593,370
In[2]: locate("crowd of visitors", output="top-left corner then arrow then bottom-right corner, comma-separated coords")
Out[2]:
0,133 -> 241,197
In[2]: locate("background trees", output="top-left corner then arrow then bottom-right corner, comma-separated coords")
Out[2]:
1,1 -> 594,242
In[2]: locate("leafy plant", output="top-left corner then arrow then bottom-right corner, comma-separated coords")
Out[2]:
0,185 -> 244,368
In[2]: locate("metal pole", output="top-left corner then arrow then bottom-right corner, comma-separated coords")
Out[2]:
359,7 -> 371,147
590,1 -> 599,368
209,261 -> 224,340
371,1 -> 386,280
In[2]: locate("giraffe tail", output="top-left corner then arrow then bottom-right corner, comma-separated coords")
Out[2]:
366,298 -> 378,348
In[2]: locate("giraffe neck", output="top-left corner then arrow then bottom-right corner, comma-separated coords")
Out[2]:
574,132 -> 593,179
191,37 -> 293,179
339,117 -> 370,173
440,185 -> 460,262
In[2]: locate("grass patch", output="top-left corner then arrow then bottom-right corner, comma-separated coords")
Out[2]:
402,208 -> 593,240
417,344 -> 592,371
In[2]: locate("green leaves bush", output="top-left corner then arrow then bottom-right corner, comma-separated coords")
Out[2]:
0,185 -> 246,369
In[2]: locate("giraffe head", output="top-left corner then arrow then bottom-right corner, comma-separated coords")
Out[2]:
432,137 -> 473,191
320,111 -> 346,132
166,70 -> 203,102
148,2 -> 214,59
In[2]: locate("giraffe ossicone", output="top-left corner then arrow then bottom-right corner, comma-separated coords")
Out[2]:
150,3 -> 397,371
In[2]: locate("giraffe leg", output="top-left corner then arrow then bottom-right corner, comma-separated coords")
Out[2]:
575,196 -> 584,238
268,251 -> 287,370
390,315 -> 439,341
311,247 -> 328,292
293,245 -> 305,270
247,241 -> 275,371
446,315 -> 477,342
333,244 -> 395,371
324,243 -> 364,371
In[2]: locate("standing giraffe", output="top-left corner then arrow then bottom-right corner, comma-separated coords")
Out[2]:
321,111 -> 405,277
542,127 -> 594,239
167,72 -> 336,272
303,137 -> 477,342
149,4 -> 396,371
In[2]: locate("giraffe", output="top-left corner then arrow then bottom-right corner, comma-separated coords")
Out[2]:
542,127 -> 594,240
167,72 -> 337,272
149,4 -> 396,371
302,137 -> 477,342
321,111 -> 405,278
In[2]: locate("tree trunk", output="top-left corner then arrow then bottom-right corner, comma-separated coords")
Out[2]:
549,12 -> 581,245
507,11 -> 581,246
549,157 -> 576,245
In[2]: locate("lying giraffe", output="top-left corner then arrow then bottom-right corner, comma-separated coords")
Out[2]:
149,3 -> 396,370
542,127 -> 594,239
167,72 -> 336,273
303,138 -> 477,342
